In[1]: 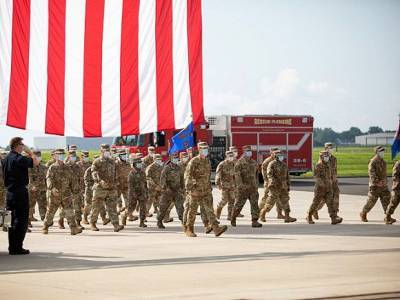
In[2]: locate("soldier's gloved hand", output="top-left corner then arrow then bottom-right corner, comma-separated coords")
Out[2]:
51,188 -> 60,196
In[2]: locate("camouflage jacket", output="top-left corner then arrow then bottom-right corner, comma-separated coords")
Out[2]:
143,155 -> 154,170
91,157 -> 118,190
65,161 -> 81,193
160,161 -> 183,192
128,167 -> 147,200
179,161 -> 189,177
115,159 -> 131,190
184,156 -> 212,195
313,160 -> 332,190
267,159 -> 290,190
77,161 -> 91,188
45,159 -> 56,168
28,163 -> 47,192
261,156 -> 274,187
368,155 -> 387,187
84,166 -> 94,188
146,161 -> 163,191
392,161 -> 400,191
329,155 -> 338,182
215,159 -> 235,190
46,162 -> 74,196
234,157 -> 258,191
0,160 -> 4,191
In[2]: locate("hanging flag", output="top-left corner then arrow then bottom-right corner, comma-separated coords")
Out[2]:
392,116 -> 400,160
0,0 -> 204,137
169,121 -> 194,154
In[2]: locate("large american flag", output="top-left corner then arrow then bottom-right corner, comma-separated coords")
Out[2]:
0,0 -> 204,137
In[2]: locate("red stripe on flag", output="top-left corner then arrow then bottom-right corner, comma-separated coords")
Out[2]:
7,0 -> 31,129
120,0 -> 140,135
156,0 -> 175,130
46,0 -> 66,135
187,0 -> 204,125
83,0 -> 105,137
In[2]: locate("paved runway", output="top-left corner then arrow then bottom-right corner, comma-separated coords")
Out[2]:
1,189 -> 399,300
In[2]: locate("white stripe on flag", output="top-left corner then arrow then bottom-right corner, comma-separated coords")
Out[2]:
26,0 -> 49,132
0,0 -> 13,126
138,0 -> 157,133
65,0 -> 85,136
101,0 -> 123,136
172,0 -> 192,129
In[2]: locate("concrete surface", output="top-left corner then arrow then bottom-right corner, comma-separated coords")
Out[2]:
0,189 -> 399,300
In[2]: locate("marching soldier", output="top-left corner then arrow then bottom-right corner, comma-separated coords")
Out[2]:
42,149 -> 82,235
90,144 -> 124,232
306,151 -> 343,224
230,145 -> 262,227
184,143 -> 227,237
259,147 -> 284,222
116,148 -> 131,214
28,150 -> 47,223
265,150 -> 297,223
215,151 -> 236,221
146,154 -> 163,215
360,146 -> 391,222
385,160 -> 400,224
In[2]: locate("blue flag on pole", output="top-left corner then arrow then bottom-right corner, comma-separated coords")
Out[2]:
169,122 -> 195,154
392,117 -> 400,160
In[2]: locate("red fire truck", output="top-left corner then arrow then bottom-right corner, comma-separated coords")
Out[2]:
206,115 -> 314,175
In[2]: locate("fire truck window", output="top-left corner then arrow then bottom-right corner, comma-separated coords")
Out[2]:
137,134 -> 145,147
148,133 -> 155,147
155,131 -> 166,147
193,131 -> 197,145
113,136 -> 126,146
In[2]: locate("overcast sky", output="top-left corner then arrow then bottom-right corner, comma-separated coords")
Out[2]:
1,0 -> 399,147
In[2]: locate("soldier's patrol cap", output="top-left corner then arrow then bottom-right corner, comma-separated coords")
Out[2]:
135,152 -> 144,159
68,150 -> 76,155
324,142 -> 333,148
197,142 -> 208,147
320,150 -> 329,156
179,152 -> 188,158
242,145 -> 252,151
171,151 -> 179,157
100,144 -> 110,150
148,146 -> 155,151
154,154 -> 162,159
198,144 -> 209,150
111,147 -> 117,153
269,147 -> 279,152
55,149 -> 65,154
273,149 -> 282,154
33,150 -> 41,155
225,150 -> 234,156
81,150 -> 89,157
69,145 -> 77,151
375,146 -> 385,153
93,155 -> 99,159
229,146 -> 237,151
186,147 -> 193,152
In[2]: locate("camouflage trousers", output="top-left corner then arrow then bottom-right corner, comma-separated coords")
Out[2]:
29,189 -> 47,220
0,188 -> 5,209
386,190 -> 400,216
259,185 -> 283,214
90,188 -> 119,225
60,193 -> 83,222
147,189 -> 161,213
127,194 -> 146,222
216,189 -> 235,218
44,193 -> 77,228
308,186 -> 336,217
183,193 -> 210,226
362,186 -> 390,214
117,188 -> 127,210
317,181 -> 340,213
265,187 -> 290,213
232,188 -> 260,220
157,189 -> 184,222
187,191 -> 218,227
83,186 -> 106,219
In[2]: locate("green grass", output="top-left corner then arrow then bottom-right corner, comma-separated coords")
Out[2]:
300,146 -> 397,178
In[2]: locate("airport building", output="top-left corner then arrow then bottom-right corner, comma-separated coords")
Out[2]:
355,132 -> 395,146
33,136 -> 114,150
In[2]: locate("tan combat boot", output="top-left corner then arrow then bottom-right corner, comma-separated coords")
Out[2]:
90,223 -> 99,231
77,221 -> 85,230
113,224 -> 124,232
139,220 -> 147,228
331,216 -> 343,225
102,217 -> 111,225
277,209 -> 285,220
164,217 -> 173,223
306,212 -> 315,224
212,224 -> 227,237
260,209 -> 267,222
58,218 -> 65,229
42,225 -> 49,234
284,211 -> 297,223
70,226 -> 83,235
251,219 -> 262,228
215,207 -> 222,219
128,215 -> 138,222
157,220 -> 165,229
360,212 -> 368,222
185,225 -> 197,237
31,216 -> 38,222
313,210 -> 319,220
182,224 -> 187,232
121,214 -> 127,226
384,215 -> 396,225
82,213 -> 89,225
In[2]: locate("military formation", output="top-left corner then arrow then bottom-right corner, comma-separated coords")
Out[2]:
1,142 -> 399,239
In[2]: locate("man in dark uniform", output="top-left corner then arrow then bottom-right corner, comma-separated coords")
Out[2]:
2,137 -> 38,255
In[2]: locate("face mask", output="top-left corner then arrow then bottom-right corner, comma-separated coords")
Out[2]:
233,151 -> 238,158
120,154 -> 127,161
58,154 -> 65,161
227,156 -> 234,162
156,159 -> 163,166
103,151 -> 111,158
150,152 -> 155,158
200,149 -> 209,157
172,158 -> 179,164
323,156 -> 330,162
136,163 -> 143,169
277,155 -> 284,162
83,157 -> 89,162
245,151 -> 252,157
37,157 -> 42,162
70,156 -> 77,162
182,157 -> 188,163
378,151 -> 384,158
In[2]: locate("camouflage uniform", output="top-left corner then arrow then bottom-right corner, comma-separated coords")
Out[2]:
143,148 -> 155,213
307,151 -> 342,224
62,155 -> 82,224
127,158 -> 148,227
146,157 -> 163,214
0,156 -> 5,209
116,156 -> 131,212
28,162 -> 47,221
90,146 -> 123,231
215,154 -> 236,220
157,159 -> 184,227
361,149 -> 390,220
386,161 -> 400,223
43,152 -> 81,235
264,150 -> 296,223
185,146 -> 227,237
231,146 -> 261,227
